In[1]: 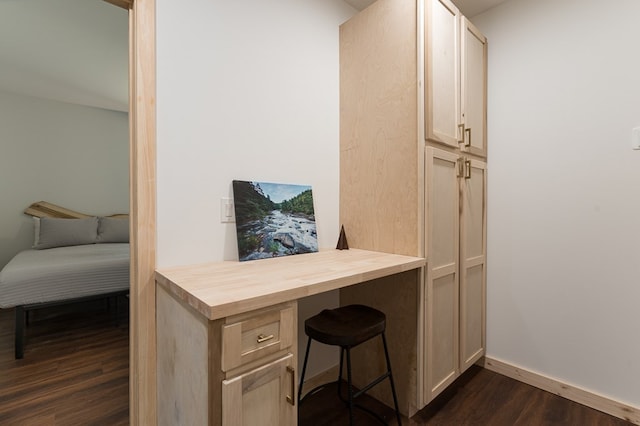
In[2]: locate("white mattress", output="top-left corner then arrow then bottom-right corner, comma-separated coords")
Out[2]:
0,243 -> 129,308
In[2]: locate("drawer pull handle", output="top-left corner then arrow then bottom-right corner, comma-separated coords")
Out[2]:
286,366 -> 295,406
257,333 -> 274,343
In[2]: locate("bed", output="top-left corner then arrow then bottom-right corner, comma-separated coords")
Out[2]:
0,206 -> 130,359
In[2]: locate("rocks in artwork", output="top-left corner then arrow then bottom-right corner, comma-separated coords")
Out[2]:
232,180 -> 319,261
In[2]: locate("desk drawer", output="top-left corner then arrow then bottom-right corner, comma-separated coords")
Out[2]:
222,304 -> 294,372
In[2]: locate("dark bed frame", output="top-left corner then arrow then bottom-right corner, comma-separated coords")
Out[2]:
14,290 -> 129,359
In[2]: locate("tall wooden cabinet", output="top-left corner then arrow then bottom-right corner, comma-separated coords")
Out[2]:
339,0 -> 487,413
425,0 -> 487,400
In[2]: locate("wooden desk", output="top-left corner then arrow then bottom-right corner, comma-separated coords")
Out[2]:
156,249 -> 425,425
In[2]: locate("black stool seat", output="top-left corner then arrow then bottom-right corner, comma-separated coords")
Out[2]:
305,304 -> 386,347
298,304 -> 402,425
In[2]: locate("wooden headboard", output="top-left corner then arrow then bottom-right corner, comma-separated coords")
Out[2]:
24,201 -> 128,219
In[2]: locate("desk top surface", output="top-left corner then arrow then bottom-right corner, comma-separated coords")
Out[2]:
155,249 -> 425,320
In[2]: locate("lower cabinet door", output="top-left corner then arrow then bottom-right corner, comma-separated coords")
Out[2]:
425,147 -> 461,402
459,158 -> 487,371
222,353 -> 296,426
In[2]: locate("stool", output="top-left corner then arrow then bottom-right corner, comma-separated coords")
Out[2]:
298,304 -> 402,425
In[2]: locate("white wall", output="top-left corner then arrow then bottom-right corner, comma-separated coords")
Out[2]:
156,0 -> 357,378
473,0 -> 640,407
0,91 -> 129,269
156,0 -> 356,265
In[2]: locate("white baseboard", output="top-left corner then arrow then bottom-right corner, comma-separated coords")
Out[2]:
481,357 -> 640,425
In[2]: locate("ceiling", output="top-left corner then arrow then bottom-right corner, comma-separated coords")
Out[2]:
344,0 -> 509,17
0,0 -> 128,112
0,0 -> 506,114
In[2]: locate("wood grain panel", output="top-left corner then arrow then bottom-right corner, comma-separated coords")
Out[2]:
103,0 -> 133,10
129,0 -> 157,424
222,304 -> 294,372
430,155 -> 458,266
463,162 -> 486,258
222,354 -> 296,426
424,146 -> 459,273
156,249 -> 424,321
156,286 -> 210,426
425,146 -> 460,402
338,2 -> 422,412
460,264 -> 483,367
459,159 -> 486,372
461,17 -> 487,157
339,0 -> 419,257
23,201 -> 91,219
428,274 -> 458,393
425,0 -> 461,147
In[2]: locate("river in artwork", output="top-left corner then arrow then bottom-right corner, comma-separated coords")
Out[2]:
237,210 -> 318,261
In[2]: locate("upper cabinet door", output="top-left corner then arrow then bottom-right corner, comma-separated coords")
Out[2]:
461,18 -> 488,157
425,0 -> 461,148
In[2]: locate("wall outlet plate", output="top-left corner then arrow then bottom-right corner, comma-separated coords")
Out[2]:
220,198 -> 235,223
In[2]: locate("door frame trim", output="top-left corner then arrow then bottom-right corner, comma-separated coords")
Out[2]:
129,0 -> 157,424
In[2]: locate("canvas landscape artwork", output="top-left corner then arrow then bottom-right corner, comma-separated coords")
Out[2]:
232,180 -> 318,261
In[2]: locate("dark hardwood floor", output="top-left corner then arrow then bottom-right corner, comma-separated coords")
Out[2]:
299,365 -> 634,426
0,299 -> 129,425
0,302 -> 632,426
